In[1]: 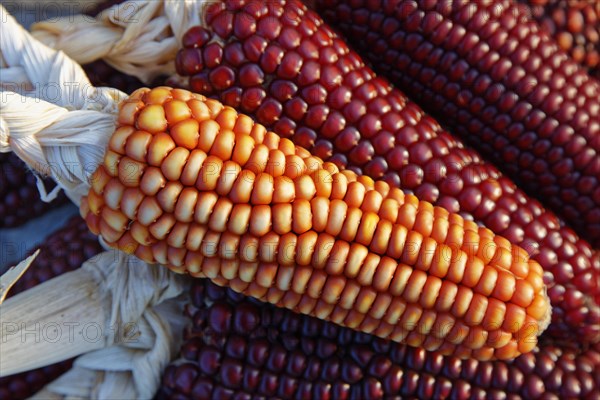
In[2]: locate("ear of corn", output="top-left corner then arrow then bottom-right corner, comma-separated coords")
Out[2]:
0,153 -> 68,228
173,0 -> 598,342
0,217 -> 103,398
158,280 -> 600,400
316,0 -> 600,247
82,86 -> 550,360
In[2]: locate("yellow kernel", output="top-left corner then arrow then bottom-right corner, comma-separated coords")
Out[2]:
103,178 -> 125,210
249,205 -> 272,237
170,88 -> 194,102
181,150 -> 207,187
104,150 -> 121,176
210,129 -> 236,160
167,222 -> 189,248
196,155 -> 222,191
231,134 -> 256,166
140,167 -> 166,196
137,196 -> 163,225
118,100 -> 144,126
311,197 -> 329,232
137,104 -> 167,133
143,87 -> 173,105
130,221 -> 155,246
208,198 -> 233,232
109,126 -> 135,154
344,243 -> 369,278
251,173 -> 274,205
90,165 -> 112,195
170,119 -> 199,149
125,130 -> 153,162
101,207 -> 128,232
147,132 -> 176,167
187,98 -> 211,121
161,147 -> 190,182
149,214 -> 177,240
272,204 -> 292,234
215,107 -> 238,131
273,175 -> 295,203
157,181 -> 183,213
228,204 -> 251,235
118,157 -> 145,187
87,190 -> 104,215
216,161 -> 241,196
164,100 -> 192,125
174,187 -> 199,223
198,119 -> 220,153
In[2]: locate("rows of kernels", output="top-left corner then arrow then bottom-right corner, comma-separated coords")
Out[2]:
0,153 -> 68,228
317,0 -> 600,245
157,281 -> 600,400
175,0 -> 599,342
82,87 -> 550,359
521,0 -> 599,77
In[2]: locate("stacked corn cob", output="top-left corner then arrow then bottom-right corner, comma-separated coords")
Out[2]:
315,0 -> 600,248
158,280 -> 600,399
0,216 -> 103,398
172,0 -> 598,342
0,153 -> 67,228
81,86 -> 551,360
522,0 -> 599,77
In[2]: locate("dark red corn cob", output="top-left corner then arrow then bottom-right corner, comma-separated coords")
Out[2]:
158,280 -> 600,400
174,0 -> 599,342
0,216 -> 103,399
316,0 -> 600,246
0,153 -> 68,228
83,60 -> 147,95
521,0 -> 600,77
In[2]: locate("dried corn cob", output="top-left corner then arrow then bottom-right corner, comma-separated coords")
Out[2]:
158,280 -> 600,400
0,216 -> 102,399
521,0 -> 600,77
316,0 -> 600,246
83,60 -> 147,95
81,86 -> 550,360
172,0 -> 598,342
0,153 -> 68,228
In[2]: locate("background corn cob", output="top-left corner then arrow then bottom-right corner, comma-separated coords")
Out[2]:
172,0 -> 598,342
315,0 -> 600,247
0,216 -> 103,399
158,280 -> 600,400
82,86 -> 550,360
521,0 -> 599,77
0,153 -> 68,228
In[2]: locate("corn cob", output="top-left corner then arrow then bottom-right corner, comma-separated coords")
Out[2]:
83,60 -> 147,95
158,280 -> 600,400
172,0 -> 598,342
521,0 -> 600,77
81,86 -> 550,360
0,216 -> 103,399
0,153 -> 68,228
316,0 -> 600,247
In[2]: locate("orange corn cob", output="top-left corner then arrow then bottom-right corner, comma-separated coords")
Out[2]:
81,87 -> 551,361
173,0 -> 598,343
